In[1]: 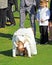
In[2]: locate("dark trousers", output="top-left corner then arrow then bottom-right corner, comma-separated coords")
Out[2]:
39,26 -> 48,44
0,9 -> 7,27
7,4 -> 16,25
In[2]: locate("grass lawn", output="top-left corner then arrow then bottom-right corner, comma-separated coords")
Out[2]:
0,1 -> 52,65
0,13 -> 52,65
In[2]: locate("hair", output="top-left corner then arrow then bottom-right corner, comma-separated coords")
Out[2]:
40,0 -> 47,3
40,0 -> 47,7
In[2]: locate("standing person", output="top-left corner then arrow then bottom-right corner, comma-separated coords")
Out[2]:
6,0 -> 16,26
20,0 -> 37,36
36,0 -> 50,44
49,0 -> 52,41
0,0 -> 8,28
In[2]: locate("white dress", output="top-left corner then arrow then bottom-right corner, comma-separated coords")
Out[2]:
12,28 -> 37,57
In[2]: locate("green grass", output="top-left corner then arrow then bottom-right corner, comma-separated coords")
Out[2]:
0,1 -> 52,65
0,16 -> 52,65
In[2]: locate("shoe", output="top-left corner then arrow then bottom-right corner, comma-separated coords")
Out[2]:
7,20 -> 11,22
10,24 -> 16,26
6,22 -> 11,26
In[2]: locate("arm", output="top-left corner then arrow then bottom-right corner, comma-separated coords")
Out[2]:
12,35 -> 18,47
36,10 -> 40,21
24,41 -> 31,58
42,9 -> 50,21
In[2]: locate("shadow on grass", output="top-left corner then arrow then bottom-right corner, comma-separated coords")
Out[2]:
0,33 -> 13,40
35,38 -> 40,44
0,49 -> 25,57
35,38 -> 52,45
0,49 -> 12,57
14,16 -> 20,19
48,41 -> 52,45
14,16 -> 30,21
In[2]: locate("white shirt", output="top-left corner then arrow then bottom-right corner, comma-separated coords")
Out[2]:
36,7 -> 50,26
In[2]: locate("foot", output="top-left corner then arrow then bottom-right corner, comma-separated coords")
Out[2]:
10,23 -> 16,26
0,26 -> 5,28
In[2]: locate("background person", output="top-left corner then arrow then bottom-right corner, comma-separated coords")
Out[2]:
49,0 -> 52,41
6,0 -> 16,26
36,0 -> 50,44
20,0 -> 37,36
0,0 -> 8,28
